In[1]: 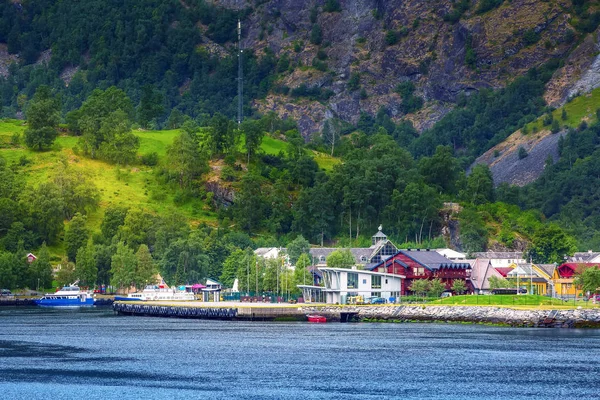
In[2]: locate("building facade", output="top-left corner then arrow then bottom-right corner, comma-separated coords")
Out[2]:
299,267 -> 404,304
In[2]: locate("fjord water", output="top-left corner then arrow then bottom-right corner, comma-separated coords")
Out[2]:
1,308 -> 599,399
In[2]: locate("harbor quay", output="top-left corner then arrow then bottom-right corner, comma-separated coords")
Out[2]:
112,301 -> 600,327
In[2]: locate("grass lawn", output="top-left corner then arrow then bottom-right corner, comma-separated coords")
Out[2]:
433,294 -> 598,308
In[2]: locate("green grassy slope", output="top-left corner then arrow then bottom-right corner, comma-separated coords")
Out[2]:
525,87 -> 600,132
0,121 -> 339,234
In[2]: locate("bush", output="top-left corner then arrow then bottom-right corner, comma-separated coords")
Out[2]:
323,0 -> 341,12
310,24 -> 323,45
522,29 -> 541,46
221,166 -> 236,182
141,152 -> 159,166
518,146 -> 528,159
551,119 -> 560,134
385,30 -> 399,46
347,72 -> 360,91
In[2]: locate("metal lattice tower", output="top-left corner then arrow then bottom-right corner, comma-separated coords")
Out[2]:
237,19 -> 243,126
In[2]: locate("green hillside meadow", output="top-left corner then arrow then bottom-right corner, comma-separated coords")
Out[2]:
0,119 -> 338,237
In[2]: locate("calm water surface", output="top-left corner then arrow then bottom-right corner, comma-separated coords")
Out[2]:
1,307 -> 600,399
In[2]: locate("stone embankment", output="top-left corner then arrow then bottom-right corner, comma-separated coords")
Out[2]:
300,305 -> 600,328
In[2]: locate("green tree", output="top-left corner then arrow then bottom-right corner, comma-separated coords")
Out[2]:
242,119 -> 265,163
166,131 -> 208,190
385,182 -> 440,243
410,279 -> 429,298
52,166 -> 100,220
310,24 -> 322,45
428,278 -> 446,297
137,85 -> 164,128
221,248 -> 244,288
287,235 -> 311,265
110,242 -> 138,291
0,252 -> 18,289
75,87 -> 134,158
451,279 -> 467,294
326,249 -> 355,269
56,257 -> 76,287
232,172 -> 266,233
64,213 -> 89,262
419,145 -> 461,194
24,85 -> 60,151
98,110 -> 140,165
235,250 -> 259,294
574,266 -> 600,294
136,244 -> 157,289
23,182 -> 64,244
101,206 -> 129,242
75,240 -> 97,288
527,224 -> 577,264
209,113 -> 236,155
117,209 -> 155,250
29,242 -> 53,290
488,275 -> 510,289
292,253 -> 312,292
462,164 -> 494,205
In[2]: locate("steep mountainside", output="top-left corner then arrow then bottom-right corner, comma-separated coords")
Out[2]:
223,0 -> 585,138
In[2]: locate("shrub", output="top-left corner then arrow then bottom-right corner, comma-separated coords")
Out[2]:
385,30 -> 399,46
141,152 -> 159,166
518,146 -> 528,159
323,0 -> 341,13
310,24 -> 323,45
551,119 -> 560,134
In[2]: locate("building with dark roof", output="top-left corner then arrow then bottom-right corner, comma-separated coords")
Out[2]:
368,249 -> 471,295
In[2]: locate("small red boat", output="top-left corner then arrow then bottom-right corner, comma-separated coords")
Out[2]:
307,314 -> 327,323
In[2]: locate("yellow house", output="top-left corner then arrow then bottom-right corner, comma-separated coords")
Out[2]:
551,263 -> 599,298
506,263 -> 555,295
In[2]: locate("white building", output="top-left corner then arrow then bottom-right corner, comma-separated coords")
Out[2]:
436,248 -> 466,260
471,252 -> 525,269
299,267 -> 404,305
254,247 -> 284,259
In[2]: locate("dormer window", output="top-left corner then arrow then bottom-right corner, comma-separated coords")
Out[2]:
360,256 -> 367,262
319,255 -> 326,263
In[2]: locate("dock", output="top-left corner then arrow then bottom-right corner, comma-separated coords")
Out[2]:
112,301 -> 316,321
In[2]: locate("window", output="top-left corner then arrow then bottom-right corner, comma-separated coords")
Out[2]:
362,279 -> 367,284
372,275 -> 381,289
348,273 -> 358,289
319,255 -> 326,263
360,256 -> 368,262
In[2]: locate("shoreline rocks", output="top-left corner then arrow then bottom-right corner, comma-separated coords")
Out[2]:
300,305 -> 600,328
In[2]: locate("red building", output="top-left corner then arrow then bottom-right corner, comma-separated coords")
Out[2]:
368,249 -> 471,295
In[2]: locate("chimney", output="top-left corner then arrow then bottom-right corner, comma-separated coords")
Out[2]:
589,250 -> 593,254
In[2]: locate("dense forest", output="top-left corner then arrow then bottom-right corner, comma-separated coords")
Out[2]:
1,0 -> 600,291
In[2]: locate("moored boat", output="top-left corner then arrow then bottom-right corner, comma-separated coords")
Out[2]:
115,285 -> 196,302
307,314 -> 327,323
34,285 -> 95,307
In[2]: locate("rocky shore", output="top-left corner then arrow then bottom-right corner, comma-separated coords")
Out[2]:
300,305 -> 600,328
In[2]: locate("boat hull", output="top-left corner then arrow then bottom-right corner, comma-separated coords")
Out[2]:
307,315 -> 327,323
34,298 -> 95,307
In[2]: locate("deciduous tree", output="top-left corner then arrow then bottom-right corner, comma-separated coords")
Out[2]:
24,86 -> 60,151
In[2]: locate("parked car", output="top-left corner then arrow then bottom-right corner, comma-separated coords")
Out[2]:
1,289 -> 12,296
365,296 -> 386,304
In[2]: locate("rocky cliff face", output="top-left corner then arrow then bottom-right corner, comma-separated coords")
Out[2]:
214,0 -> 579,139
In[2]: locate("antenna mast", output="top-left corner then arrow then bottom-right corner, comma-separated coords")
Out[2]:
237,18 -> 243,126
